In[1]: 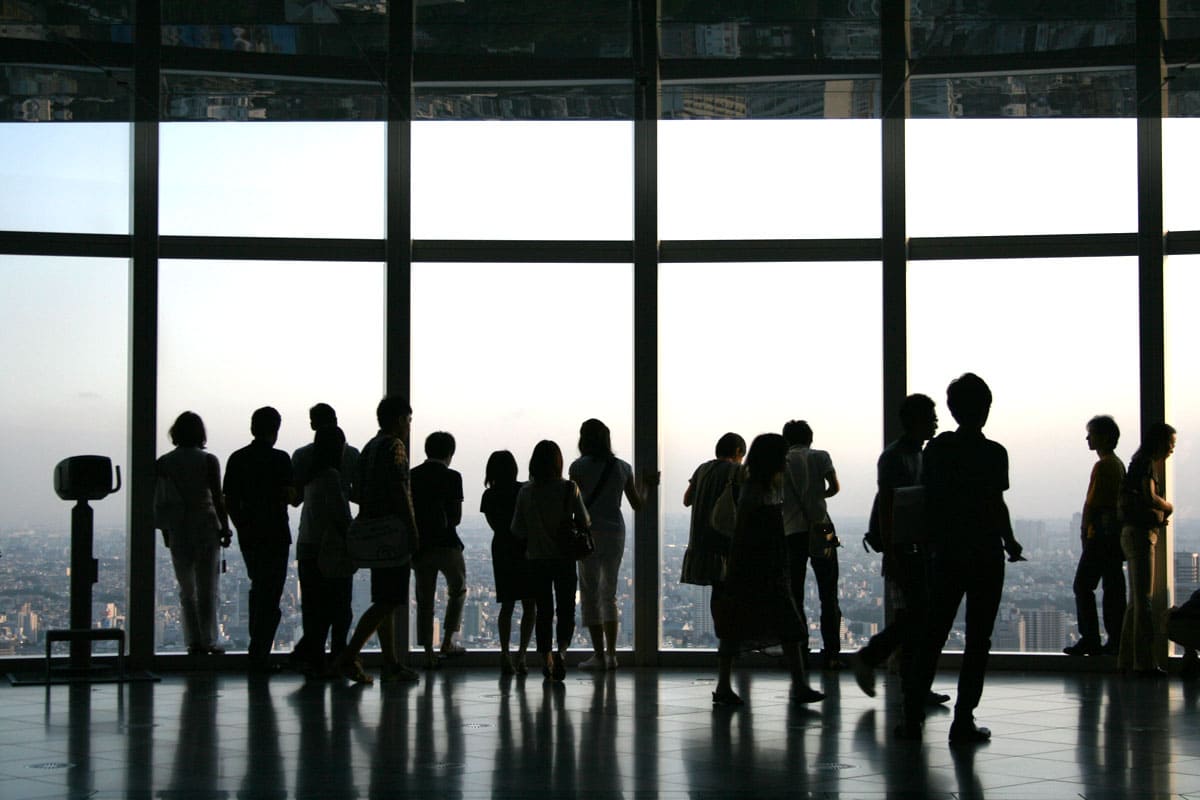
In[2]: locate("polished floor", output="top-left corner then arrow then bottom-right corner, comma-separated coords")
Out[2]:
2,663 -> 1199,798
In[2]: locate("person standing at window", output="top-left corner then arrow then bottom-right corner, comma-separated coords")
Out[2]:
512,440 -> 589,682
781,419 -> 843,670
410,431 -> 468,669
1064,415 -> 1126,657
223,406 -> 295,674
568,418 -> 657,670
157,411 -> 231,656
482,450 -> 536,675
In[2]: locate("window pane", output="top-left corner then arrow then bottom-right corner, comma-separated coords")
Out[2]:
658,120 -> 881,239
2,66 -> 134,122
156,260 -> 385,654
0,256 -> 128,657
661,79 -> 881,120
0,1 -> 132,44
907,258 -> 1139,653
910,71 -> 1136,119
1164,119 -> 1200,232
161,1 -> 387,58
160,122 -> 385,238
1167,256 -> 1200,603
910,2 -> 1134,58
416,0 -> 629,58
163,73 -> 385,122
659,262 -> 883,650
411,121 -> 633,240
906,119 -> 1137,237
411,262 -> 634,651
0,123 -> 130,233
660,2 -> 879,60
415,83 -> 634,121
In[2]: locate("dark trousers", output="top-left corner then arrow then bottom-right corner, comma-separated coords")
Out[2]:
296,556 -> 353,667
787,533 -> 842,656
240,539 -> 290,663
860,548 -> 931,722
529,557 -> 577,654
917,549 -> 1005,721
1073,536 -> 1126,646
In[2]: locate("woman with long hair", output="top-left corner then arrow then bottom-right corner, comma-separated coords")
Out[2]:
482,450 -> 537,674
711,433 -> 824,706
511,440 -> 590,681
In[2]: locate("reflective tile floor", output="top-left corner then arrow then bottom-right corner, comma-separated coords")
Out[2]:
2,666 -> 1200,798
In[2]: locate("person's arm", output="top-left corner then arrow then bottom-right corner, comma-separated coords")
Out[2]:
824,469 -> 840,498
683,481 -> 695,508
446,471 -> 464,528
208,454 -> 232,545
510,489 -> 529,539
571,481 -> 592,530
1081,462 -> 1099,542
1148,475 -> 1174,517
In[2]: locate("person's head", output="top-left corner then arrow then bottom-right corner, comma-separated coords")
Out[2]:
169,411 -> 207,449
424,431 -> 456,462
250,406 -> 282,441
309,402 -> 337,431
714,432 -> 747,462
1140,422 -> 1177,462
312,425 -> 346,472
528,440 -> 564,483
899,394 -> 938,441
1086,415 -> 1120,453
578,418 -> 613,458
781,420 -> 813,447
745,433 -> 788,489
484,450 -> 519,487
946,372 -> 992,430
376,395 -> 412,436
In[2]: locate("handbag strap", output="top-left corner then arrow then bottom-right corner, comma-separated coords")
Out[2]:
584,457 -> 618,510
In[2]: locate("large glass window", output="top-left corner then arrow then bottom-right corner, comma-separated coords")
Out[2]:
411,121 -> 634,240
0,123 -> 130,233
907,257 -> 1140,652
906,119 -> 1137,237
159,122 -> 386,238
658,261 -> 883,649
1164,119 -> 1200,233
156,260 -> 385,654
1167,256 -> 1200,601
0,256 -> 129,657
658,120 -> 881,240
411,261 -> 634,650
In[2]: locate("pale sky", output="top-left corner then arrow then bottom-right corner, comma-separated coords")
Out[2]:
2,118 -> 1199,532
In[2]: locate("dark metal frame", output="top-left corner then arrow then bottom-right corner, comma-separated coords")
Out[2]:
0,0 -> 1182,668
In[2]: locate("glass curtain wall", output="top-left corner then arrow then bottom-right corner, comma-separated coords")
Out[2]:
3,1 -> 1190,662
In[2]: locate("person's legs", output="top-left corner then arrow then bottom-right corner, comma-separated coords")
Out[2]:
598,532 -> 624,657
1121,527 -> 1154,671
194,543 -> 221,650
441,548 -> 468,653
578,553 -> 604,655
246,542 -> 288,665
553,558 -> 578,654
908,554 -> 963,731
169,545 -> 202,651
529,560 -> 555,663
811,551 -> 842,659
498,600 -> 515,653
517,598 -> 536,655
296,556 -> 326,668
785,534 -> 811,658
329,574 -> 353,660
954,555 -> 1004,719
412,552 -> 437,653
1099,543 -> 1127,649
1071,543 -> 1104,650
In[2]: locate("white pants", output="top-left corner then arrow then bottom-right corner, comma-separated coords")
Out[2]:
170,542 -> 221,650
578,530 -> 625,627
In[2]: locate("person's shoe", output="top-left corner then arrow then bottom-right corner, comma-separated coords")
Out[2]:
948,717 -> 992,745
514,652 -> 528,675
500,653 -> 515,675
542,658 -> 553,680
335,656 -> 373,686
578,653 -> 606,671
852,652 -> 876,697
381,664 -> 420,683
712,688 -> 744,706
790,686 -> 825,704
551,652 -> 567,681
926,691 -> 951,705
1063,639 -> 1102,657
894,721 -> 923,741
604,653 -> 619,670
441,642 -> 467,658
424,652 -> 441,670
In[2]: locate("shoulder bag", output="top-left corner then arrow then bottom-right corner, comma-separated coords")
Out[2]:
553,481 -> 595,561
346,440 -> 412,568
709,464 -> 740,537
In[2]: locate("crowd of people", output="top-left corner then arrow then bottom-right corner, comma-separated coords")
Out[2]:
154,374 -> 1182,745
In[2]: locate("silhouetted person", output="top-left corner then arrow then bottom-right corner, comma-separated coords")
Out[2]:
1064,415 -> 1126,657
853,394 -> 949,720
1118,421 -> 1176,676
511,439 -> 589,682
914,373 -> 1023,744
781,419 -> 843,669
569,418 -> 656,670
292,425 -> 354,677
157,411 -> 231,656
711,433 -> 824,706
681,432 -> 746,651
410,430 -> 468,668
223,406 -> 294,673
292,402 -> 360,501
333,395 -> 421,685
481,449 -> 536,675
1168,587 -> 1200,681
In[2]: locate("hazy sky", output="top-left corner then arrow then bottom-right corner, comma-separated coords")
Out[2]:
2,118 -> 1199,533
